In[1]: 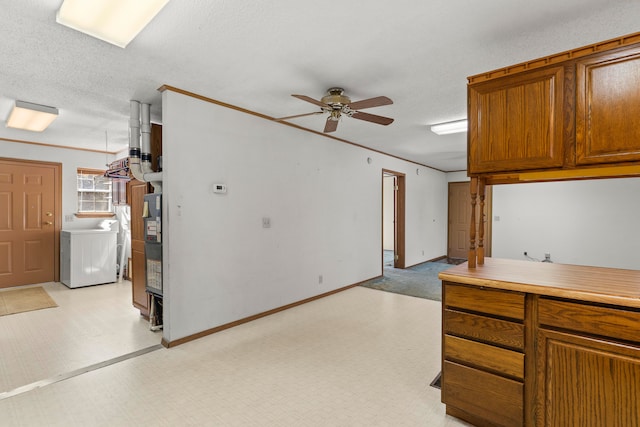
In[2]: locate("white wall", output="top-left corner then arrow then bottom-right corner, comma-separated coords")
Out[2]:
492,178 -> 640,270
161,90 -> 448,342
0,139 -> 115,230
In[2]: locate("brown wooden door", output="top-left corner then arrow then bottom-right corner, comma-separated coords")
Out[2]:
128,179 -> 149,316
448,181 -> 491,260
0,160 -> 59,288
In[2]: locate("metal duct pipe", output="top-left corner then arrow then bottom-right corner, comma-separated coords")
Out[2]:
129,101 -> 141,160
141,103 -> 154,175
129,100 -> 163,192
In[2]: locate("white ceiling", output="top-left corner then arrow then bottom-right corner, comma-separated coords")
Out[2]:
1,1 -> 639,172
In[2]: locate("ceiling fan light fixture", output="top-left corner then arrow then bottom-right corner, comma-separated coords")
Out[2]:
321,87 -> 351,106
288,88 -> 394,133
6,101 -> 59,132
430,119 -> 468,135
56,0 -> 170,48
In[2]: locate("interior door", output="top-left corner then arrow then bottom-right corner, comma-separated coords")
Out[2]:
448,181 -> 492,260
0,159 -> 60,288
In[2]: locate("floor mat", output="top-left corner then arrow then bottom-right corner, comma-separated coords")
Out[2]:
0,286 -> 58,316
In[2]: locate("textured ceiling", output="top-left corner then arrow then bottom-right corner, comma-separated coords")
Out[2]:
1,1 -> 639,171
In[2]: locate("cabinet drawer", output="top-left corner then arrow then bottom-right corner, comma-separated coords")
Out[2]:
444,335 -> 524,379
445,309 -> 524,351
444,283 -> 525,320
539,298 -> 640,343
443,361 -> 523,427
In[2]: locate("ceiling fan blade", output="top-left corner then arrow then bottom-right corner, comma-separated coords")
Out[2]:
324,118 -> 339,133
292,94 -> 327,108
275,111 -> 323,121
348,96 -> 393,110
351,111 -> 394,126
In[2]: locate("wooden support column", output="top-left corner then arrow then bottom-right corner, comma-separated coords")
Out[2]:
477,178 -> 486,265
468,177 -> 478,268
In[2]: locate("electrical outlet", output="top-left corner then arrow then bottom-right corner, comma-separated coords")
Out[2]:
318,275 -> 323,284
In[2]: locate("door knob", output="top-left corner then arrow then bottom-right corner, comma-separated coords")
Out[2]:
46,212 -> 53,217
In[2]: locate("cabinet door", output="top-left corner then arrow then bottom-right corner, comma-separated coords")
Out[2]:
131,239 -> 148,315
536,329 -> 640,427
468,66 -> 567,173
127,179 -> 149,316
576,46 -> 640,165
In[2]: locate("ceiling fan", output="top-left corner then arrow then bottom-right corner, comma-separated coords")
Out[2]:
277,87 -> 394,133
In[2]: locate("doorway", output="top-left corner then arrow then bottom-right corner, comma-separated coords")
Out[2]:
0,158 -> 61,288
447,181 -> 492,260
382,170 -> 405,270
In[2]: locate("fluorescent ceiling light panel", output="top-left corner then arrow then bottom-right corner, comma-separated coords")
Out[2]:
430,119 -> 468,135
56,0 -> 170,48
6,101 -> 59,132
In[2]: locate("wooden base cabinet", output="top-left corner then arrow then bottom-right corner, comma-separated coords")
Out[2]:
441,260 -> 640,427
536,329 -> 640,426
442,283 -> 525,427
536,298 -> 640,427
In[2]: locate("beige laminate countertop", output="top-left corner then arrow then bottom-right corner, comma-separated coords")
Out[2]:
438,257 -> 640,309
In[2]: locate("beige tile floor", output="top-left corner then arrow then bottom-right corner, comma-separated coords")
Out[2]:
0,283 -> 471,426
0,280 -> 161,393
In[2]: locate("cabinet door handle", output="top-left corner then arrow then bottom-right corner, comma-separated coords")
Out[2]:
44,221 -> 53,225
46,212 -> 53,217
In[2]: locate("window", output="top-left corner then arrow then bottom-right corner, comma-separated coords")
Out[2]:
77,168 -> 113,216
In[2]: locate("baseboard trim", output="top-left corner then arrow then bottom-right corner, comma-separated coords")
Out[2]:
161,277 -> 376,348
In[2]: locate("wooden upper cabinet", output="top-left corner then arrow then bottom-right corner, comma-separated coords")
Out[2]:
467,33 -> 640,181
468,66 -> 567,174
576,45 -> 640,165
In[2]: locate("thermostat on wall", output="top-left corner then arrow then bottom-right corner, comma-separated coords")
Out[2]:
211,183 -> 227,194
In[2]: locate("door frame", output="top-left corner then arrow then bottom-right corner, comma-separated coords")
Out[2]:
382,169 -> 406,269
0,157 -> 62,283
447,180 -> 492,259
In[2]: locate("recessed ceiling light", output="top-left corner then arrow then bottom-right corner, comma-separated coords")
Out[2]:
6,101 -> 59,132
56,0 -> 170,48
430,119 -> 468,135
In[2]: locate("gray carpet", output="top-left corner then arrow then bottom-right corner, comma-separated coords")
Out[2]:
361,251 -> 461,301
